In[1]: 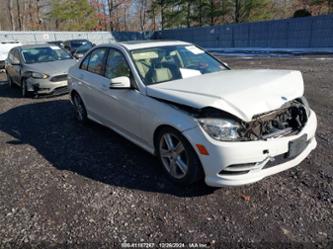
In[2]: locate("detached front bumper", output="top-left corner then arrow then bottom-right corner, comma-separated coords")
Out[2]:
26,78 -> 69,95
183,110 -> 317,187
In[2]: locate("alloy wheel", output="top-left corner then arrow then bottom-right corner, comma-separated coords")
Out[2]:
159,133 -> 189,179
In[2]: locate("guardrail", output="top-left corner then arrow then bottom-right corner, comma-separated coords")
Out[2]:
0,31 -> 115,45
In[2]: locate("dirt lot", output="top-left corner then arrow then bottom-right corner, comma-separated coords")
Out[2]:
0,57 -> 332,249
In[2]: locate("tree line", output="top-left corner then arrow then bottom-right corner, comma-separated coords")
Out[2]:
0,0 -> 332,32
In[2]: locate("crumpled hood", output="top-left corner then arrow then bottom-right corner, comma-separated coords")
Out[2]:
146,69 -> 304,122
24,59 -> 76,76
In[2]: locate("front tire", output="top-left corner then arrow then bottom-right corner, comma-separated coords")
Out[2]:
72,93 -> 88,123
21,79 -> 29,97
156,127 -> 203,185
7,74 -> 13,88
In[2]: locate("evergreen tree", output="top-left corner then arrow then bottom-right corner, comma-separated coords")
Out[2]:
49,0 -> 98,31
232,0 -> 272,23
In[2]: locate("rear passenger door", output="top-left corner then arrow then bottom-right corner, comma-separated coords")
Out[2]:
77,47 -> 110,122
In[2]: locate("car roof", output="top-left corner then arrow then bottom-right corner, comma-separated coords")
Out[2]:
1,41 -> 21,44
19,44 -> 55,49
65,39 -> 90,42
119,40 -> 191,50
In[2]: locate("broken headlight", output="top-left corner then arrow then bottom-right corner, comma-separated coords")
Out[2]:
198,118 -> 241,141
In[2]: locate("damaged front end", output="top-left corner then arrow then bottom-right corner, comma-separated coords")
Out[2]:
197,98 -> 310,142
239,98 -> 309,141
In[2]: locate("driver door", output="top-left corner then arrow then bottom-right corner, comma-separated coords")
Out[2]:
102,49 -> 145,144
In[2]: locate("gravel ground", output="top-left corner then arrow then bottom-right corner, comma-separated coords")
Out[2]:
0,57 -> 332,249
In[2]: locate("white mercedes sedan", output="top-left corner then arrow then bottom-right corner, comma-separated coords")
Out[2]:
68,41 -> 317,187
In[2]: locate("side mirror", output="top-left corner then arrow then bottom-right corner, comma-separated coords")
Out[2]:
110,76 -> 131,89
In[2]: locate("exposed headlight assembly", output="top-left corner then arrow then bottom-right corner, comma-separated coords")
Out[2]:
198,118 -> 241,141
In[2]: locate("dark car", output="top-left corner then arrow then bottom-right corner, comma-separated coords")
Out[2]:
63,39 -> 93,55
73,42 -> 94,59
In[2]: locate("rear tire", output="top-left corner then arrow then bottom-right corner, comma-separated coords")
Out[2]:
156,127 -> 204,185
72,93 -> 88,124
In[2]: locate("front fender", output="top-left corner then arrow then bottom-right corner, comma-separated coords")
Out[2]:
141,97 -> 198,150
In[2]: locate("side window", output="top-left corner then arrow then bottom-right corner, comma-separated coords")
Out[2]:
8,49 -> 15,62
105,49 -> 131,79
80,54 -> 90,71
87,48 -> 108,76
13,50 -> 20,62
8,49 -> 19,64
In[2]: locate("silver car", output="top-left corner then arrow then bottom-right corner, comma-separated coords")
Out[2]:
5,44 -> 76,97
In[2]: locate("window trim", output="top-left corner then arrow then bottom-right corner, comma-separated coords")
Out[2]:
80,53 -> 91,71
104,47 -> 133,80
80,47 -> 108,76
79,46 -> 139,90
9,48 -> 20,64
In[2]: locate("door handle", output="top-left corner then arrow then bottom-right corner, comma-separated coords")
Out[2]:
111,95 -> 118,100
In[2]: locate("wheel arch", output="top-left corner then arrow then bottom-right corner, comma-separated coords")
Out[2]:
153,124 -> 205,184
153,124 -> 181,155
70,89 -> 79,101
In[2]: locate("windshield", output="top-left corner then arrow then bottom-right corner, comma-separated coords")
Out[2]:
131,45 -> 226,85
22,46 -> 72,64
75,43 -> 93,53
71,40 -> 91,49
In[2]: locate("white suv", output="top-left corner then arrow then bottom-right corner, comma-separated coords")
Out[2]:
68,41 -> 317,187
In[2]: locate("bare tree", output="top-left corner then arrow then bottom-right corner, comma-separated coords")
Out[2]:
8,0 -> 16,31
106,0 -> 123,31
137,0 -> 148,31
16,0 -> 23,30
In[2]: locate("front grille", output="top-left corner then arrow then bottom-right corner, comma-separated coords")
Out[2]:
219,170 -> 250,176
50,74 -> 67,82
